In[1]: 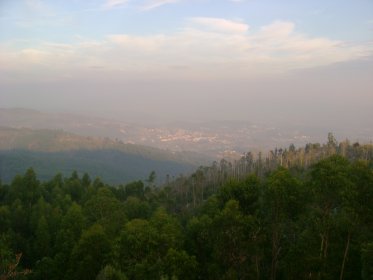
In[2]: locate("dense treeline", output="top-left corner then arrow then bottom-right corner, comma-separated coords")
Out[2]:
0,138 -> 372,279
166,134 -> 373,210
0,149 -> 195,184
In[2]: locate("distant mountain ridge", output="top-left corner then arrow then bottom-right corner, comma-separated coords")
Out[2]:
0,126 -> 206,184
0,108 -> 313,158
1,108 -> 372,160
0,149 -> 195,184
0,126 -> 208,165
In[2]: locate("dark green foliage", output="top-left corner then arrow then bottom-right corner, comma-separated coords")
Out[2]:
217,174 -> 260,215
361,243 -> 373,280
162,248 -> 198,280
123,181 -> 145,199
0,139 -> 372,280
123,197 -> 150,220
0,149 -> 195,185
96,265 -> 127,280
68,224 -> 111,280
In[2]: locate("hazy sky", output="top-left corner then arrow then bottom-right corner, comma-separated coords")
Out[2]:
0,0 -> 372,125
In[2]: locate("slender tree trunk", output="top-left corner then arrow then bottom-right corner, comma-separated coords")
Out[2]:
319,227 -> 330,279
271,230 -> 280,280
255,256 -> 260,280
320,233 -> 324,258
339,231 -> 351,280
319,233 -> 326,280
324,233 -> 329,258
192,182 -> 196,208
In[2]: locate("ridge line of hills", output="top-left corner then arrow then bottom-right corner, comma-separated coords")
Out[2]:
0,126 -> 208,184
3,107 -> 372,160
0,126 -> 209,165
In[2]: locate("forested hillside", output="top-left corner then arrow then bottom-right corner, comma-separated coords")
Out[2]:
0,138 -> 372,279
0,127 -> 206,184
0,126 -> 208,165
165,133 -> 373,210
0,149 -> 195,185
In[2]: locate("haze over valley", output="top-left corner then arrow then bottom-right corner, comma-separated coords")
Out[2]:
1,108 -> 372,159
1,1 -> 373,279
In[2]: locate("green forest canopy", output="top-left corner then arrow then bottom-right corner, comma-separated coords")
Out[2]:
0,138 -> 372,279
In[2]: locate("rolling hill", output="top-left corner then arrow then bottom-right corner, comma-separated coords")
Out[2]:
0,126 -> 205,184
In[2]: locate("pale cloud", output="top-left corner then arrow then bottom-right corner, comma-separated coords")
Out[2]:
103,0 -> 129,9
20,49 -> 50,64
141,0 -> 179,10
189,17 -> 249,34
1,19 -> 371,82
259,21 -> 294,37
108,34 -> 166,51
